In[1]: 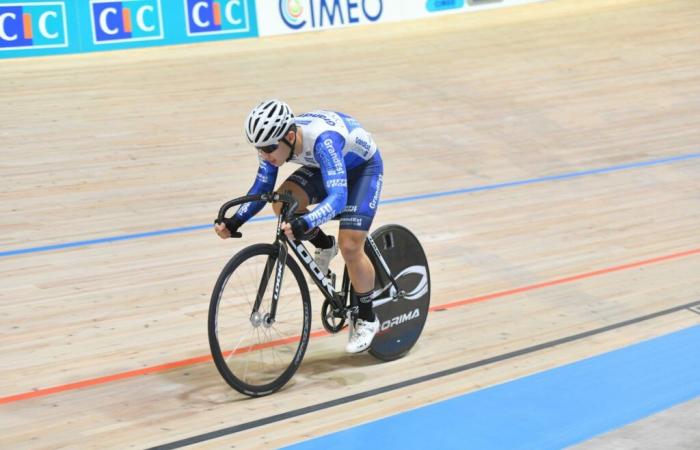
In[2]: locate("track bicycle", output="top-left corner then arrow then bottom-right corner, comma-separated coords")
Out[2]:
209,192 -> 430,397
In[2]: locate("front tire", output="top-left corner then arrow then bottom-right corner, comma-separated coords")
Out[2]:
208,244 -> 311,396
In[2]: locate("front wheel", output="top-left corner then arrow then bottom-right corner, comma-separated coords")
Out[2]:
208,243 -> 311,397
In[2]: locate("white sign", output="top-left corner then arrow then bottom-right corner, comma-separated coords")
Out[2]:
257,0 -> 404,36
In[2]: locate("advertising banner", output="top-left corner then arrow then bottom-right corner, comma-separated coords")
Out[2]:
257,0 -> 403,36
0,1 -> 75,56
1,0 -> 259,58
401,0 -> 545,20
1,0 -> 546,58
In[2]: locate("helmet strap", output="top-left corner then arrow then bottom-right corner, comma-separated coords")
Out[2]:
282,126 -> 297,162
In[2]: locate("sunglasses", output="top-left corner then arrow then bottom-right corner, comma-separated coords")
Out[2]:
257,143 -> 279,154
256,134 -> 294,154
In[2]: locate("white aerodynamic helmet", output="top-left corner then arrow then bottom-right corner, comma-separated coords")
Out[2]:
244,99 -> 295,148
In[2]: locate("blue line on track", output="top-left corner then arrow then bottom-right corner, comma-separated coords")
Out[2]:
2,153 -> 699,258
283,324 -> 700,450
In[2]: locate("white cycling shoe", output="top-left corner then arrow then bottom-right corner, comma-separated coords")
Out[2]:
314,236 -> 338,275
346,316 -> 380,354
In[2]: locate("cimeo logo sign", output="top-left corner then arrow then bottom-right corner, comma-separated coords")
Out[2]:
0,2 -> 68,50
279,0 -> 383,30
90,0 -> 163,44
185,0 -> 250,36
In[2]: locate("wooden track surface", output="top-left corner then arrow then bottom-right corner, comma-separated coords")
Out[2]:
1,0 -> 699,448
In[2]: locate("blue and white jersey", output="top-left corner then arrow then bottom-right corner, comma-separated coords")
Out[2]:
291,110 -> 378,171
234,110 -> 379,229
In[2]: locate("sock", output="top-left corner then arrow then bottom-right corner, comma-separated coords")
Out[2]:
355,290 -> 376,322
309,228 -> 334,249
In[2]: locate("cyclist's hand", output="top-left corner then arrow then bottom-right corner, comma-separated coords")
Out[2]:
281,217 -> 307,240
214,222 -> 231,239
280,221 -> 294,240
214,217 -> 243,239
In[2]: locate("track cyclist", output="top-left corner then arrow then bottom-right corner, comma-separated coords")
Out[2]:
214,99 -> 384,353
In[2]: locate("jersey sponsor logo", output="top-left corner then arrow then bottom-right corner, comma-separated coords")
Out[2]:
354,136 -> 371,152
340,216 -> 364,228
279,0 -> 383,30
306,203 -> 334,226
299,112 -> 336,126
325,178 -> 347,188
0,2 -> 68,50
90,0 -> 163,44
185,0 -> 251,36
238,202 -> 251,214
323,138 -> 345,176
369,174 -> 382,209
289,174 -> 308,186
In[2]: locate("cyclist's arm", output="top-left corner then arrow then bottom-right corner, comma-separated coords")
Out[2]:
301,131 -> 348,229
233,156 -> 279,223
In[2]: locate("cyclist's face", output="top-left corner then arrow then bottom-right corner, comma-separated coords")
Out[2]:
258,131 -> 295,166
259,140 -> 290,167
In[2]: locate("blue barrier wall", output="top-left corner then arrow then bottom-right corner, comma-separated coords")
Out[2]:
1,0 -> 543,59
0,0 -> 259,58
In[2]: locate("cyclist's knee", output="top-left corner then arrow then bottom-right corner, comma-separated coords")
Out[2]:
271,200 -> 286,217
274,182 -> 309,217
338,230 -> 367,262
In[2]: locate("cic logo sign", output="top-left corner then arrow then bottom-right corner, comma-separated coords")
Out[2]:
0,2 -> 68,50
90,0 -> 163,44
185,0 -> 251,36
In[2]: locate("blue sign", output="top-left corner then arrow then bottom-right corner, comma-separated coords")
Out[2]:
90,0 -> 163,44
0,1 -> 68,50
185,0 -> 251,36
426,0 -> 464,12
0,0 -> 258,58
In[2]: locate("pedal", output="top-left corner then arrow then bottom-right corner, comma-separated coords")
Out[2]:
347,305 -> 359,323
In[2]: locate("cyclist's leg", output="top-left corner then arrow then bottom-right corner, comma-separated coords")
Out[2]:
272,180 -> 311,217
272,167 -> 322,217
340,228 -> 379,353
274,167 -> 335,252
338,229 -> 375,295
339,152 -> 383,321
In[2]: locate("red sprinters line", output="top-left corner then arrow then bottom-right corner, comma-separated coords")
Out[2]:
434,248 -> 700,310
1,247 -> 699,405
0,330 -> 329,405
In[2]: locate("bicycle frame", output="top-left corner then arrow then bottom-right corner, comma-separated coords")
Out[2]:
217,192 -> 403,325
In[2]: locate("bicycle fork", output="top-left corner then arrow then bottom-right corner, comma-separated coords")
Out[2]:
251,240 -> 288,327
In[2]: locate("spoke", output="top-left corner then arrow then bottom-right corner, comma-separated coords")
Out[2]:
256,327 -> 265,381
270,323 -> 293,344
266,327 -> 284,368
223,268 -> 256,314
225,326 -> 256,364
